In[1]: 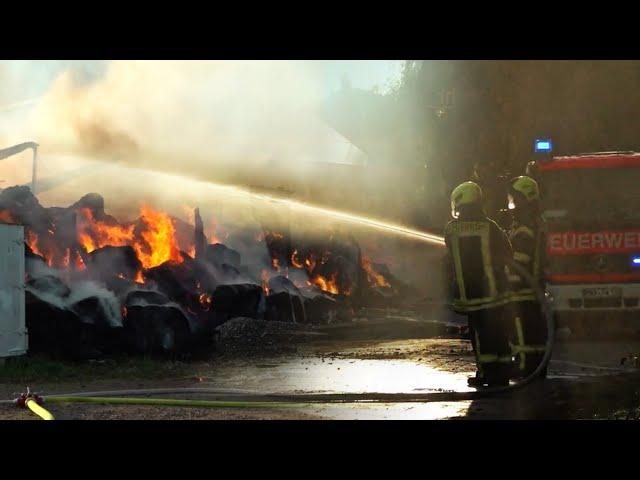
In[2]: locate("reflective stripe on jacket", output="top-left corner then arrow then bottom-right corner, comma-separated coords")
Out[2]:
511,316 -> 546,371
445,218 -> 513,312
508,220 -> 545,302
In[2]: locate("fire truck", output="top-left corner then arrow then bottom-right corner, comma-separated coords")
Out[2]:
532,151 -> 640,334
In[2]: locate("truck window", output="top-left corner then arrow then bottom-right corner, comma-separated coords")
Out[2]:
540,167 -> 640,228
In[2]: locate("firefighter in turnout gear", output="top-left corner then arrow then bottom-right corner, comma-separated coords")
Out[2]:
444,181 -> 514,388
507,175 -> 548,379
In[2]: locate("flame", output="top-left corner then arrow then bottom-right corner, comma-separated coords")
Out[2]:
188,245 -> 196,258
0,209 -> 15,224
133,206 -> 183,269
135,270 -> 145,284
74,251 -> 86,271
209,218 -> 222,244
62,248 -> 71,268
261,269 -> 270,295
304,257 -> 316,272
77,206 -> 184,269
271,257 -> 280,271
291,250 -> 304,269
199,293 -> 212,311
78,233 -> 96,252
309,273 -> 340,295
362,256 -> 391,288
77,208 -> 135,253
26,230 -> 47,261
25,229 -> 68,268
26,230 -> 39,254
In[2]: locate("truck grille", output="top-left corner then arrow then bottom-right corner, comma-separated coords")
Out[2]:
583,297 -> 622,308
548,253 -> 633,276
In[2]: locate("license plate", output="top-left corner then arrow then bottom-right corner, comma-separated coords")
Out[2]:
582,287 -> 622,298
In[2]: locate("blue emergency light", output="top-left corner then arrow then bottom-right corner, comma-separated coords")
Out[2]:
633,257 -> 640,266
534,139 -> 553,153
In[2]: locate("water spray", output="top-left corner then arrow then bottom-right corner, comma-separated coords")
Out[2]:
252,193 -> 446,246
26,154 -> 447,247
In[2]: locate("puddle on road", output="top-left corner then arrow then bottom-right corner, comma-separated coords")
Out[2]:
200,355 -> 476,419
306,401 -> 471,420
195,339 -> 635,419
203,357 -> 475,395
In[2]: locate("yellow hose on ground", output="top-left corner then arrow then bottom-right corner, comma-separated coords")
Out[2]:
46,396 -> 306,409
26,399 -> 55,420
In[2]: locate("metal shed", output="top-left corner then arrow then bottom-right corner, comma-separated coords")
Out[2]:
0,223 -> 27,360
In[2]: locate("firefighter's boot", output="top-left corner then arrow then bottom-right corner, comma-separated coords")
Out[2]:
467,372 -> 487,388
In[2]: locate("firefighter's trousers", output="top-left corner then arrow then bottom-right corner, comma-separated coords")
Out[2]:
467,305 -> 513,386
510,300 -> 548,379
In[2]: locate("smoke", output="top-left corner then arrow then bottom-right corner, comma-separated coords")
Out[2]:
0,61 -> 415,218
28,61 -> 348,170
26,256 -> 123,327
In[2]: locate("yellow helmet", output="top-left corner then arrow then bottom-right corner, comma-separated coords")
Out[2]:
450,181 -> 483,219
509,176 -> 539,204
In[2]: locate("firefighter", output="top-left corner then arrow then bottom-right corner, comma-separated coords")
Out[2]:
444,181 -> 514,387
507,175 -> 548,379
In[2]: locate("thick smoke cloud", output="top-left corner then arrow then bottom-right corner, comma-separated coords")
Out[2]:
28,61 -> 353,172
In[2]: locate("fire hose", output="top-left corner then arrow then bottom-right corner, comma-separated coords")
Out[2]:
5,261 -> 555,418
14,389 -> 55,420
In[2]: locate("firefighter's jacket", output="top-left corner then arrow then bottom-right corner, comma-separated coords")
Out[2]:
508,218 -> 546,302
444,216 -> 513,312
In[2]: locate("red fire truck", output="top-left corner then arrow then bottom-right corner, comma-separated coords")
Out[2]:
534,151 -> 640,333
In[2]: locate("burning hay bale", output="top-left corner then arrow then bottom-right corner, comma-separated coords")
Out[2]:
27,274 -> 71,298
204,243 -> 241,269
0,187 -> 408,360
144,256 -> 197,304
0,186 -> 50,229
122,304 -> 192,356
25,274 -> 123,360
87,246 -> 142,284
210,283 -> 265,323
265,275 -> 306,323
25,291 -> 102,360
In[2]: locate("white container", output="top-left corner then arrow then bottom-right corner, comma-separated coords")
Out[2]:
0,224 -> 27,358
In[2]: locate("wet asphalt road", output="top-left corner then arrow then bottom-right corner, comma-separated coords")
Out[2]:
3,332 -> 640,420
191,336 -> 640,419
